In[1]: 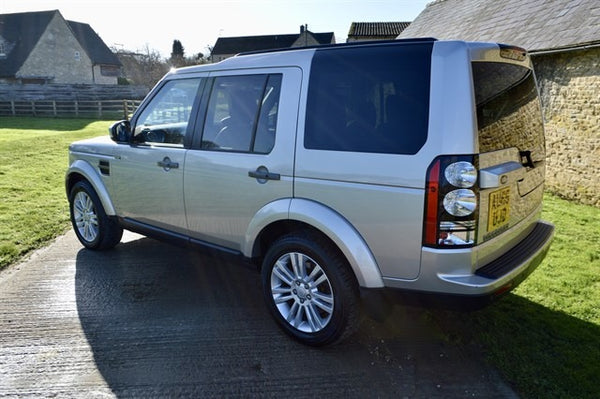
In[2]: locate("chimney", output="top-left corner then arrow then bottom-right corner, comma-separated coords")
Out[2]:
300,25 -> 305,34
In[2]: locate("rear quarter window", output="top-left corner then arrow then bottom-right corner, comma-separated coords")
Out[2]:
304,43 -> 433,154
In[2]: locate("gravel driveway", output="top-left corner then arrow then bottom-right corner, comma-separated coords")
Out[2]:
0,230 -> 517,398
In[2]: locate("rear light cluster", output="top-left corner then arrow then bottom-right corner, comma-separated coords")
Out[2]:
424,155 -> 479,248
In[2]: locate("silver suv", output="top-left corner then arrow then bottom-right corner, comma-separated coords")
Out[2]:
66,39 -> 554,346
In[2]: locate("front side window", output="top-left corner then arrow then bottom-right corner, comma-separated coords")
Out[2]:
134,78 -> 202,145
304,43 -> 432,154
201,74 -> 282,153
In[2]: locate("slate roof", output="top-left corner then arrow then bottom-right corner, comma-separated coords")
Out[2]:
0,10 -> 56,77
398,0 -> 600,52
0,10 -> 119,78
212,31 -> 334,55
347,22 -> 410,39
68,20 -> 121,66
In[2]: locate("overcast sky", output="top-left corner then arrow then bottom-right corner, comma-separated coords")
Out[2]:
1,0 -> 429,57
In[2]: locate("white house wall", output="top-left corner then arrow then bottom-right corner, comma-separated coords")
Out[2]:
92,65 -> 118,85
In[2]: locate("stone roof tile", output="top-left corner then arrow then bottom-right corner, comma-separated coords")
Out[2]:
399,0 -> 600,52
347,22 -> 410,38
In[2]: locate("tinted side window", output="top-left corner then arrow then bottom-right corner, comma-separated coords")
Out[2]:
201,74 -> 282,153
254,74 -> 282,154
304,44 -> 432,154
134,78 -> 202,145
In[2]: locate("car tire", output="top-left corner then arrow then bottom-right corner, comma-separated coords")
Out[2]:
261,232 -> 360,346
69,180 -> 123,250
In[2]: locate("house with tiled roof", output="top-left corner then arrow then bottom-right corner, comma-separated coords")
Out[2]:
399,0 -> 600,207
0,10 -> 121,84
211,26 -> 335,62
346,22 -> 410,42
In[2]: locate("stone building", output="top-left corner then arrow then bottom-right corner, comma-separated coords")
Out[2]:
346,22 -> 410,42
399,0 -> 600,206
211,26 -> 335,62
0,10 -> 121,85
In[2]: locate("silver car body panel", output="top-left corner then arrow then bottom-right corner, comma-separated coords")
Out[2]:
67,136 -> 120,216
287,198 -> 385,288
110,144 -> 188,234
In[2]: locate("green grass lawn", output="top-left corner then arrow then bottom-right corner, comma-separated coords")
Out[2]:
1,117 -> 599,398
0,117 -> 109,269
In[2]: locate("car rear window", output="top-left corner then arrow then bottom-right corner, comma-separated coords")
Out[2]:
473,62 -> 545,162
304,43 -> 433,154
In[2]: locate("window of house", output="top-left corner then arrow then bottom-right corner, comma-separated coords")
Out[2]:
201,74 -> 282,153
304,43 -> 433,155
74,51 -> 81,61
100,65 -> 120,77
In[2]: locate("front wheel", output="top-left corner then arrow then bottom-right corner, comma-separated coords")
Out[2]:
261,233 -> 360,346
69,181 -> 122,250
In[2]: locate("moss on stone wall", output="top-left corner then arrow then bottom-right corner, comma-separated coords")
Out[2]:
533,48 -> 600,207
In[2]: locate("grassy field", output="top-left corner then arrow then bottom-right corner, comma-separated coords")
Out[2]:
1,117 -> 599,397
0,117 -> 109,269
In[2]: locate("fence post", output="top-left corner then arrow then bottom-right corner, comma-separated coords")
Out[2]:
31,101 -> 36,116
98,101 -> 102,118
11,101 -> 15,116
75,101 -> 79,117
123,100 -> 128,120
52,101 -> 57,117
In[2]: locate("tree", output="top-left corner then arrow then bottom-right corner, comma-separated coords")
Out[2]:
170,40 -> 185,67
114,44 -> 169,89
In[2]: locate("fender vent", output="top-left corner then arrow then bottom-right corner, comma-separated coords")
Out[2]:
99,160 -> 110,176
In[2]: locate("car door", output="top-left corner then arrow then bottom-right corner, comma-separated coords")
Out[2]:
111,76 -> 205,234
184,68 -> 301,250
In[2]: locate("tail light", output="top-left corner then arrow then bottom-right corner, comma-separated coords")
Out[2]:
423,155 -> 479,248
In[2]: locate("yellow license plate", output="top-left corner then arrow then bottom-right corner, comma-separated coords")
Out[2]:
488,187 -> 510,232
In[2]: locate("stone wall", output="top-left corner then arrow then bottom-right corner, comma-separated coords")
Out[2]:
532,47 -> 600,207
18,13 -> 95,84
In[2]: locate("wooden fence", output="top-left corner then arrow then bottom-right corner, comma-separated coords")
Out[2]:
0,99 -> 142,119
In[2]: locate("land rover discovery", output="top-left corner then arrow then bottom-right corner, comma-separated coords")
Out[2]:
66,38 -> 554,346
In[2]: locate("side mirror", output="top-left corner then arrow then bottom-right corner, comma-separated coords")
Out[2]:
109,120 -> 131,143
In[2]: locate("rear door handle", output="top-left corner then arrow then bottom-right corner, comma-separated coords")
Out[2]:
157,157 -> 179,171
248,166 -> 280,181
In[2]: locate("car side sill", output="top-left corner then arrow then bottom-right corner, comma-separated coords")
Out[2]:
119,217 -> 243,257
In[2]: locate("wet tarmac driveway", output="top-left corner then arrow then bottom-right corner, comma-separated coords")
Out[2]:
0,230 -> 517,398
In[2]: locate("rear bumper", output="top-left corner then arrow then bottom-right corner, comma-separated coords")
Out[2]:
375,220 -> 554,305
362,221 -> 553,314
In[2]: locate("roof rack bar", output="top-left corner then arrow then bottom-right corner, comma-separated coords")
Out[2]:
237,37 -> 438,57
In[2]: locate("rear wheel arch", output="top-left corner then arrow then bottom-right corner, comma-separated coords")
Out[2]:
247,198 -> 385,288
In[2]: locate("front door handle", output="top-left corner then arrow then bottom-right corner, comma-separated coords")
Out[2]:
157,157 -> 179,171
248,166 -> 280,182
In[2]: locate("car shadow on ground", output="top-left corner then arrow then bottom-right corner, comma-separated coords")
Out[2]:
75,236 -> 520,398
431,292 -> 600,398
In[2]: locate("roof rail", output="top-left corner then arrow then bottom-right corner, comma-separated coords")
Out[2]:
237,37 -> 438,57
